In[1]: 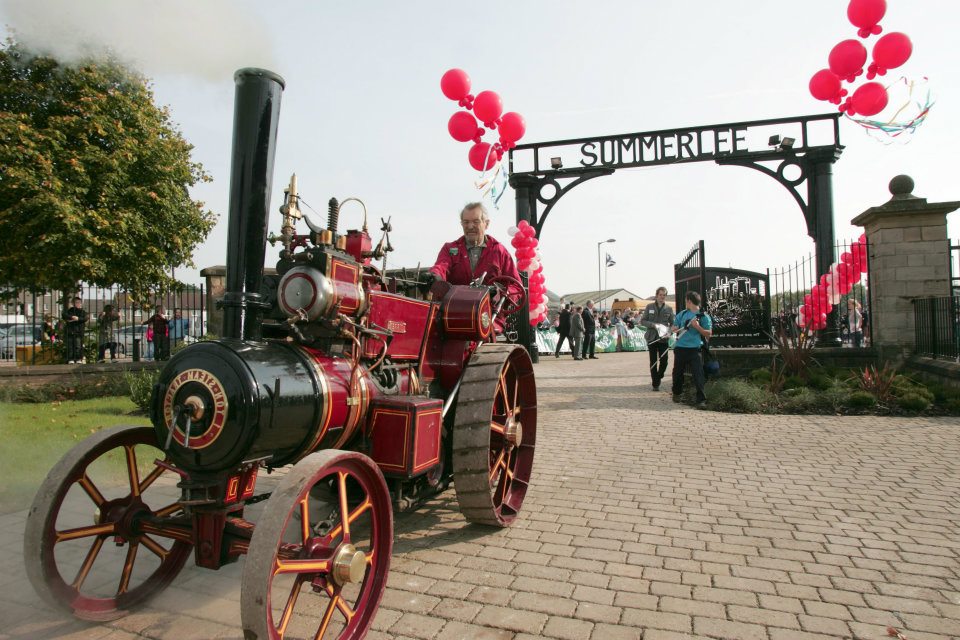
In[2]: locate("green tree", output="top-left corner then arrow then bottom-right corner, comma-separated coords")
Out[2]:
0,39 -> 215,299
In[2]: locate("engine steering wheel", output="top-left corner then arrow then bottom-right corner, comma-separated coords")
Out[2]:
488,274 -> 526,317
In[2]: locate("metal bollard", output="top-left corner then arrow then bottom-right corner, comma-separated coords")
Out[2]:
133,338 -> 141,362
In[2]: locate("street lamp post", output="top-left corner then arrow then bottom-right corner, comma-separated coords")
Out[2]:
597,238 -> 616,310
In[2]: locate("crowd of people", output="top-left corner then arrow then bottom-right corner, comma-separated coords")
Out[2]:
44,302 -> 190,364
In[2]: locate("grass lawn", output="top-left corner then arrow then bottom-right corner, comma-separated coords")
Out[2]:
0,396 -> 150,513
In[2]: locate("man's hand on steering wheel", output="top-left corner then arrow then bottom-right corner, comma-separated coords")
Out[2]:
487,274 -> 526,318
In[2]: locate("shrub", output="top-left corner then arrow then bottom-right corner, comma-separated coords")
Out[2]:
898,392 -> 930,413
125,369 -> 160,413
806,371 -> 833,391
944,397 -> 960,415
780,388 -> 823,414
771,325 -> 817,378
852,363 -> 897,404
846,390 -> 877,410
783,375 -> 806,390
749,368 -> 772,385
705,379 -> 774,414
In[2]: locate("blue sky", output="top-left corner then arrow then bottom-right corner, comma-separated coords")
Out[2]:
2,0 -> 957,298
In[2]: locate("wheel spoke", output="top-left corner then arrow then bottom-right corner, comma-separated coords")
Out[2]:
55,522 -> 116,543
300,497 -> 310,544
71,536 -> 105,590
141,534 -> 169,560
323,582 -> 356,621
124,445 -> 140,497
489,450 -> 506,482
77,473 -> 105,507
138,461 -> 167,493
489,421 -> 505,434
314,590 -> 340,640
152,502 -> 183,518
512,374 -> 519,411
277,574 -> 306,638
117,540 -> 140,594
337,473 -> 350,543
498,373 -> 510,413
274,557 -> 332,576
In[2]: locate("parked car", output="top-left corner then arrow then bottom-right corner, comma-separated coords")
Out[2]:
116,325 -> 150,358
0,325 -> 43,359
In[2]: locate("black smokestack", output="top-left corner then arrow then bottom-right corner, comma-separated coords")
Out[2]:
222,67 -> 285,341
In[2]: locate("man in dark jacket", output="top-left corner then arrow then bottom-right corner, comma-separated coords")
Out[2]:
62,296 -> 87,364
554,303 -> 571,358
581,300 -> 597,359
641,287 -> 676,390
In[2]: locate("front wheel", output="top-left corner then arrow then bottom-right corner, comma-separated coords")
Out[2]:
23,425 -> 192,621
241,450 -> 393,640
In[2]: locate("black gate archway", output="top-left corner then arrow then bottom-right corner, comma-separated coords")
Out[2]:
508,113 -> 844,356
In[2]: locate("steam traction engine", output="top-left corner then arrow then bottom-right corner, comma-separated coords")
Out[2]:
23,69 -> 536,640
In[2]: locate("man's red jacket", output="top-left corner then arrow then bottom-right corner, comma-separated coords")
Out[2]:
429,235 -> 521,286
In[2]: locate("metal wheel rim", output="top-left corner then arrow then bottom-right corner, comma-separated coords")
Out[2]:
241,450 -> 393,640
23,425 -> 192,621
452,343 -> 537,527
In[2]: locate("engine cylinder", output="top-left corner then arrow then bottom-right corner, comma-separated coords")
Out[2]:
151,339 -> 383,472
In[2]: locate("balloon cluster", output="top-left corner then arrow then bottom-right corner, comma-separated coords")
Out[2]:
797,234 -> 868,330
507,221 -> 548,326
807,0 -> 913,117
441,68 -> 527,172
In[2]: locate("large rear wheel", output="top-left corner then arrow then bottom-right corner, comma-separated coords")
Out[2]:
452,343 -> 537,527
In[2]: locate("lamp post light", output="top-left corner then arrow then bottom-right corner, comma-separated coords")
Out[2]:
597,238 -> 616,310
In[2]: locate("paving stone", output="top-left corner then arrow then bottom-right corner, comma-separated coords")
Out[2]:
436,621 -> 514,640
693,616 -> 769,640
541,615 -> 594,640
473,604 -> 547,634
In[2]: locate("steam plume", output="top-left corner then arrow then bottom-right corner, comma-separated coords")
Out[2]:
1,0 -> 275,79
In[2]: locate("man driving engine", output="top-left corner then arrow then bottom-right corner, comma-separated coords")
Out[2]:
429,202 -> 521,286
429,203 -> 522,334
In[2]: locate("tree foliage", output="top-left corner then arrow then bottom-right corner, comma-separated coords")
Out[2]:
0,39 -> 215,298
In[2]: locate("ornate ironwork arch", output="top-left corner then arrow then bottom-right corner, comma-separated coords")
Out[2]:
506,113 -> 845,358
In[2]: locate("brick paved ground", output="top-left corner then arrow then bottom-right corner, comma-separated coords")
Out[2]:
1,352 -> 959,639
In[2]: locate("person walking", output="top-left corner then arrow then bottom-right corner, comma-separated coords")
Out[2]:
554,303 -> 571,358
169,308 -> 191,350
569,305 -> 585,360
671,291 -> 713,406
581,300 -> 597,359
641,287 -> 675,391
62,296 -> 87,364
96,305 -> 121,362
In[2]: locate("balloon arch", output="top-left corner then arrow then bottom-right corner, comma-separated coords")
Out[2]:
506,112 -> 846,360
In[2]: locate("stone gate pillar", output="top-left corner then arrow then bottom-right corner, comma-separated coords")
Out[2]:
851,175 -> 958,362
200,265 -> 226,338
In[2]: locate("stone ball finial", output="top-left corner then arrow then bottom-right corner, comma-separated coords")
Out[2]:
889,175 -> 914,197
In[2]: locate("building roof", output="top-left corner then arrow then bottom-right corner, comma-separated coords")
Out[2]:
557,288 -> 643,308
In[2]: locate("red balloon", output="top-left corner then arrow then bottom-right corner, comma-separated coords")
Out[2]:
871,32 -> 912,77
847,0 -> 886,38
850,82 -> 888,116
829,40 -> 868,82
440,68 -> 471,101
840,251 -> 854,264
809,69 -> 844,103
472,91 -> 503,126
498,112 -> 526,143
448,111 -> 479,143
468,142 -> 496,171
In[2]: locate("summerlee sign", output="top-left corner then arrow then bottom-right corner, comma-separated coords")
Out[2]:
508,113 -> 840,175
